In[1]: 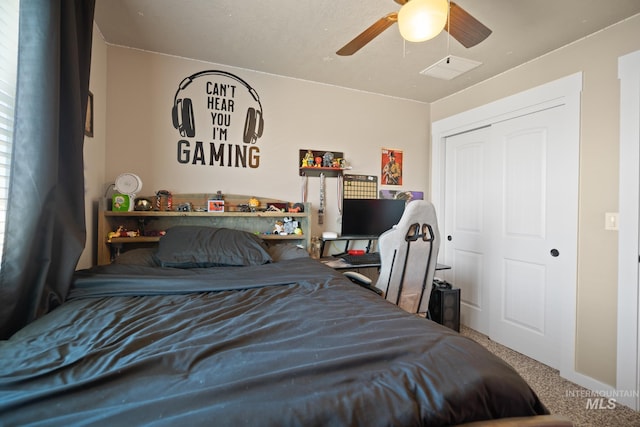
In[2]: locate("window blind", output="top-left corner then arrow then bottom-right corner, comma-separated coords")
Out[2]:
0,0 -> 19,261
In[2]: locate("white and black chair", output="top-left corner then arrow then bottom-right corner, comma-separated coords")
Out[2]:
345,200 -> 441,314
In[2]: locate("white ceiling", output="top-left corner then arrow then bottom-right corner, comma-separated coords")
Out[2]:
94,0 -> 640,103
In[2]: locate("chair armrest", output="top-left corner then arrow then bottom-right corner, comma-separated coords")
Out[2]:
343,271 -> 372,285
343,271 -> 383,296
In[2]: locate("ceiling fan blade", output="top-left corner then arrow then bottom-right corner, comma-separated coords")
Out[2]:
447,1 -> 492,48
336,13 -> 398,56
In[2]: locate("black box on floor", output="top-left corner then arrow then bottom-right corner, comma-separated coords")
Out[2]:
429,285 -> 460,332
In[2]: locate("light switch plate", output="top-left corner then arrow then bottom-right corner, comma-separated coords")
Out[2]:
605,212 -> 619,231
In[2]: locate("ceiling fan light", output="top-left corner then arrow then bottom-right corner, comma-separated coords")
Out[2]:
398,0 -> 448,43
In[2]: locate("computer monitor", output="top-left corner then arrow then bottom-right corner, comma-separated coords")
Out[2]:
341,198 -> 406,237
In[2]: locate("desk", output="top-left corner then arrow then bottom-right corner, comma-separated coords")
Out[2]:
321,236 -> 450,271
322,256 -> 450,272
320,235 -> 378,258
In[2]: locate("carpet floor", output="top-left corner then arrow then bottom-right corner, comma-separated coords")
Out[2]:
460,326 -> 640,426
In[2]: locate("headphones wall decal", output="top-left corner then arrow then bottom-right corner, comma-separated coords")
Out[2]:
171,70 -> 264,144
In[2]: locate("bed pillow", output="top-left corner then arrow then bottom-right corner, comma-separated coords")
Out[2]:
113,248 -> 159,267
266,243 -> 310,262
154,226 -> 272,268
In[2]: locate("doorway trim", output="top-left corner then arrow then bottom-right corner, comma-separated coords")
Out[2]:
617,49 -> 640,411
431,73 -> 585,386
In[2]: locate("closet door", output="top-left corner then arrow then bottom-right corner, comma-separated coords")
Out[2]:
488,105 -> 575,369
444,126 -> 494,335
443,105 -> 577,369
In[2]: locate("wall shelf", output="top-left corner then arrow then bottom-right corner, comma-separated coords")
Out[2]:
98,194 -> 311,265
299,167 -> 346,177
298,149 -> 347,177
104,210 -> 309,218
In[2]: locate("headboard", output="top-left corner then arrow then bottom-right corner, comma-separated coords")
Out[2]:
97,193 -> 311,265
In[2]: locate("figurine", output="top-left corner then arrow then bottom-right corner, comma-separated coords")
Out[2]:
107,225 -> 140,241
176,203 -> 192,212
248,197 -> 260,211
155,190 -> 173,211
283,217 -> 296,235
288,203 -> 304,213
273,220 -> 284,234
323,152 -> 334,167
302,150 -> 314,167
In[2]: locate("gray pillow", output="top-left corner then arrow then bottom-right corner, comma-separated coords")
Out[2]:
267,243 -> 310,262
154,226 -> 272,268
113,248 -> 159,266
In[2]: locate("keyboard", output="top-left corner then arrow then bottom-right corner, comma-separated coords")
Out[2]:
340,252 -> 380,266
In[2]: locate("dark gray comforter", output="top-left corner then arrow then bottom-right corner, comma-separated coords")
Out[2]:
0,258 -> 547,426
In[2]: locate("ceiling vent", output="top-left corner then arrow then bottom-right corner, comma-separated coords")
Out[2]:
420,55 -> 482,80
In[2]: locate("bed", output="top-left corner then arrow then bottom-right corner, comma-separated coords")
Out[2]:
0,226 -> 565,426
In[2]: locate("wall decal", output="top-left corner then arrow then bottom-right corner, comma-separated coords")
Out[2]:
171,70 -> 264,168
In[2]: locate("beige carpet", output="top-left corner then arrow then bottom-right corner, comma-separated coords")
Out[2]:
460,326 -> 640,427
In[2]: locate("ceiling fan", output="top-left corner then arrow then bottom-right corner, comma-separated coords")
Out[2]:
336,0 -> 491,56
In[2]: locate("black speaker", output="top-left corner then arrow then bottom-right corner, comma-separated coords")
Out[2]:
429,285 -> 460,332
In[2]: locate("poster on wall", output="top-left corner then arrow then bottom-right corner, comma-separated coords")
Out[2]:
170,69 -> 265,169
379,190 -> 423,201
381,148 -> 402,185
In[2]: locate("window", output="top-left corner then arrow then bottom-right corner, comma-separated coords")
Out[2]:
0,0 -> 19,261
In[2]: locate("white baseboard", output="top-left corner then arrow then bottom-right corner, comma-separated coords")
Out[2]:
561,369 -> 638,411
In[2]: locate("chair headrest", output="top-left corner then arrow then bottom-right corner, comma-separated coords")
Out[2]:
395,200 -> 438,230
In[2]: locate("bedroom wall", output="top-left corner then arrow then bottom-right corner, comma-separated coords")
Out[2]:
79,23 -> 108,269
431,14 -> 640,387
85,43 -> 430,257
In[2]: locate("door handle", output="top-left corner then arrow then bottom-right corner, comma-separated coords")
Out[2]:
447,235 -> 452,241
550,249 -> 559,257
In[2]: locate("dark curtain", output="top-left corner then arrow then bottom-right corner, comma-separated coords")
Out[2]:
0,0 -> 95,339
